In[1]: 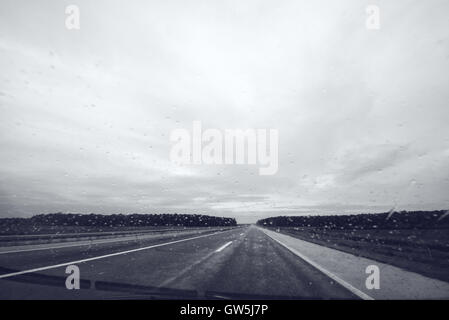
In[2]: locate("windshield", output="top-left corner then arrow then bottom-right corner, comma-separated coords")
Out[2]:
0,0 -> 448,301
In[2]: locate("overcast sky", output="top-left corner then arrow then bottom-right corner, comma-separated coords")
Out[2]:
0,0 -> 448,223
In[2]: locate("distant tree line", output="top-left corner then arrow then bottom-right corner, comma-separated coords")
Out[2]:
0,213 -> 237,229
257,210 -> 449,230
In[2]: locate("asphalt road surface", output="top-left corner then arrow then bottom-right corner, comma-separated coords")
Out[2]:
0,225 -> 358,299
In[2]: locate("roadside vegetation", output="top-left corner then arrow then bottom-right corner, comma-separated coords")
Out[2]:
0,213 -> 237,235
257,210 -> 449,282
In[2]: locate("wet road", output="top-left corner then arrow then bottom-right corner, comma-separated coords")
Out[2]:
0,225 -> 357,299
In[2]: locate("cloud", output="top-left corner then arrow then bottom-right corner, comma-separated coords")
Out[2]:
0,0 -> 448,222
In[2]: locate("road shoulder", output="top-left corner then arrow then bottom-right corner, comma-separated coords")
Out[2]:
259,227 -> 449,299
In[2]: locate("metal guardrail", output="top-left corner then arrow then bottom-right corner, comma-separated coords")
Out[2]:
0,226 -> 241,247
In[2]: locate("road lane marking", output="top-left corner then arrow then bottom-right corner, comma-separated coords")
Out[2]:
0,230 -> 234,280
158,239 -> 237,288
215,241 -> 233,252
259,228 -> 374,300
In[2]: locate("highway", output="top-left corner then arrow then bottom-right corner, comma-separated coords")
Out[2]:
0,225 -> 359,299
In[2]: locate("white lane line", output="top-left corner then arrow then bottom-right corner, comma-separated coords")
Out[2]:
0,230 -> 231,280
215,241 -> 232,252
260,228 -> 374,300
157,239 -> 237,288
240,233 -> 244,236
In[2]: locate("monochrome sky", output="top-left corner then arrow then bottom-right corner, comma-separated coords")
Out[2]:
1,0 -> 448,223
